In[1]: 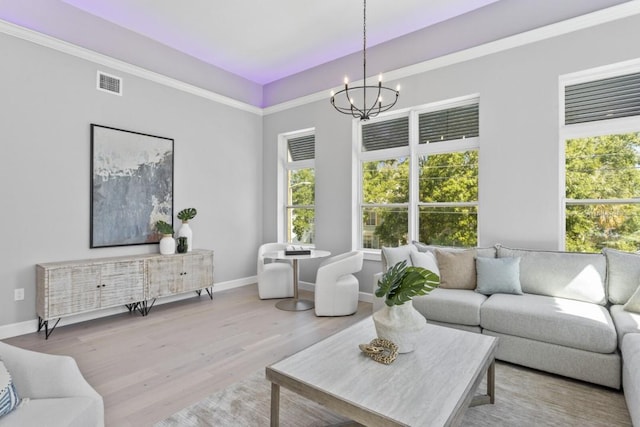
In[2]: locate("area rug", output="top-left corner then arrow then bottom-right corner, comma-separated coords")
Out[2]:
156,362 -> 630,426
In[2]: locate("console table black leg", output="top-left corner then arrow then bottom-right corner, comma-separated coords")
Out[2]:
136,299 -> 156,316
125,302 -> 139,313
205,287 -> 213,300
38,317 -> 60,340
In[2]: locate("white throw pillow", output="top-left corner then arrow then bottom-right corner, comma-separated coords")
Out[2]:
410,249 -> 439,276
381,245 -> 413,271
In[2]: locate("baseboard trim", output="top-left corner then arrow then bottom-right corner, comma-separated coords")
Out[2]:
0,276 -> 257,340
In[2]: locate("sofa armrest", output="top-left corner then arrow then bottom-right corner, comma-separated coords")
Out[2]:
0,342 -> 101,401
372,272 -> 385,312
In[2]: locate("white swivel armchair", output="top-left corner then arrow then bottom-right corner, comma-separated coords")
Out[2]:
257,243 -> 294,299
314,251 -> 364,316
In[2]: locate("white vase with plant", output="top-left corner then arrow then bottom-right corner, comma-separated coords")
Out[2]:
373,260 -> 439,353
156,220 -> 175,255
177,208 -> 197,252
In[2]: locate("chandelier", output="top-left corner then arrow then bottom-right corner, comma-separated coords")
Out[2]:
330,0 -> 400,121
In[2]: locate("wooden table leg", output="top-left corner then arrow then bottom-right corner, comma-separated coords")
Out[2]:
271,382 -> 280,427
470,358 -> 496,407
487,359 -> 495,404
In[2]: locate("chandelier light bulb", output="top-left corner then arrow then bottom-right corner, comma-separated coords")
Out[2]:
344,76 -> 349,85
378,73 -> 382,82
396,84 -> 401,92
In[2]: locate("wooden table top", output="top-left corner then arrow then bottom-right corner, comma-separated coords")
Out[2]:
266,316 -> 497,427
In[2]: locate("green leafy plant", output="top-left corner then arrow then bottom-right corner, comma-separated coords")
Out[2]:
155,220 -> 174,235
177,208 -> 197,222
375,260 -> 439,307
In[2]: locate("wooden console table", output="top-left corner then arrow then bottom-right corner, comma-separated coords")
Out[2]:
36,249 -> 214,339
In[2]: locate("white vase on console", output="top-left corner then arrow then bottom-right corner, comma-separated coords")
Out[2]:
178,222 -> 192,252
159,234 -> 176,255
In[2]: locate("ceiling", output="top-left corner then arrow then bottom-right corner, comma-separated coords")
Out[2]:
59,0 -> 500,85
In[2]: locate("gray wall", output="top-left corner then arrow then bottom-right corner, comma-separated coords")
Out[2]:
0,1 -> 263,106
262,14 -> 640,291
0,32 -> 263,326
1,7 -> 639,329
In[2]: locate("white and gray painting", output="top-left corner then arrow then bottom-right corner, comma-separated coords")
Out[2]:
91,125 -> 173,247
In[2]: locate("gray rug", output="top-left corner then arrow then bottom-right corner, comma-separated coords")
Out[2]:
156,362 -> 630,426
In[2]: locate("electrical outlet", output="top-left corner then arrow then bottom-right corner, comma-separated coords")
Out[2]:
14,288 -> 24,301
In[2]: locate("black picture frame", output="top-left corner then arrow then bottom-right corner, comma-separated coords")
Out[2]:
90,124 -> 174,248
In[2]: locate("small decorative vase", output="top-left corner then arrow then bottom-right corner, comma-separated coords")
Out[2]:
177,237 -> 188,254
178,221 -> 192,252
372,300 -> 427,353
159,234 -> 176,255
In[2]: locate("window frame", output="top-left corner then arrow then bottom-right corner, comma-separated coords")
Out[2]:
559,59 -> 640,251
277,128 -> 315,244
352,95 -> 480,259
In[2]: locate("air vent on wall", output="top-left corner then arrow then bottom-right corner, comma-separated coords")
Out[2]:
97,71 -> 122,96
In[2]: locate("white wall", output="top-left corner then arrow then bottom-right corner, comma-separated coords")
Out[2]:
0,31 -> 263,327
262,14 -> 640,291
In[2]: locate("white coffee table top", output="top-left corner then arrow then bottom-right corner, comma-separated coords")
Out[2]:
267,316 -> 497,426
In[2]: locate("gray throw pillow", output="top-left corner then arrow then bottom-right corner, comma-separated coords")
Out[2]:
476,257 -> 523,296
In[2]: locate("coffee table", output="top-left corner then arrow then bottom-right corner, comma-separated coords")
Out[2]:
266,317 -> 497,426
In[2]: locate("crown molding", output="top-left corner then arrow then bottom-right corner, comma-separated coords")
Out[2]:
263,1 -> 640,116
0,18 -> 263,116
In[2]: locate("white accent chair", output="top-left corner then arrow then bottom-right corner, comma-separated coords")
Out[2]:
257,243 -> 294,299
314,251 -> 364,316
0,341 -> 104,427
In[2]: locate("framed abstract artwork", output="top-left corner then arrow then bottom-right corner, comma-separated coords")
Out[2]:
90,124 -> 174,248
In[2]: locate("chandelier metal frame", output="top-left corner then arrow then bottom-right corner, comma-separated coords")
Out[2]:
330,0 -> 399,121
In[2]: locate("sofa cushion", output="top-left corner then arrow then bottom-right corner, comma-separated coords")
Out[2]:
412,288 -> 487,326
609,304 -> 640,347
412,241 -> 496,258
476,257 -> 523,295
623,283 -> 640,314
0,397 -> 98,427
480,293 -> 617,354
497,246 -> 606,305
435,249 -> 476,289
0,362 -> 20,418
409,249 -> 439,276
603,248 -> 640,305
381,245 -> 413,272
622,333 -> 640,426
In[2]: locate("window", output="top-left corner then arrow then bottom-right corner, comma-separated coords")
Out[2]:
279,129 -> 315,244
562,65 -> 640,252
355,96 -> 479,251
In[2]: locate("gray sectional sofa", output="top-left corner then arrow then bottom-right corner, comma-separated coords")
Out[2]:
372,243 -> 640,425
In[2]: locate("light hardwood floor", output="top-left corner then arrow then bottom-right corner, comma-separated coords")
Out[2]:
5,285 -> 373,427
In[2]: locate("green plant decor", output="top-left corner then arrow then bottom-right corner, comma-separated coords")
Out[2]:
375,260 -> 440,307
155,220 -> 174,235
177,208 -> 197,222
